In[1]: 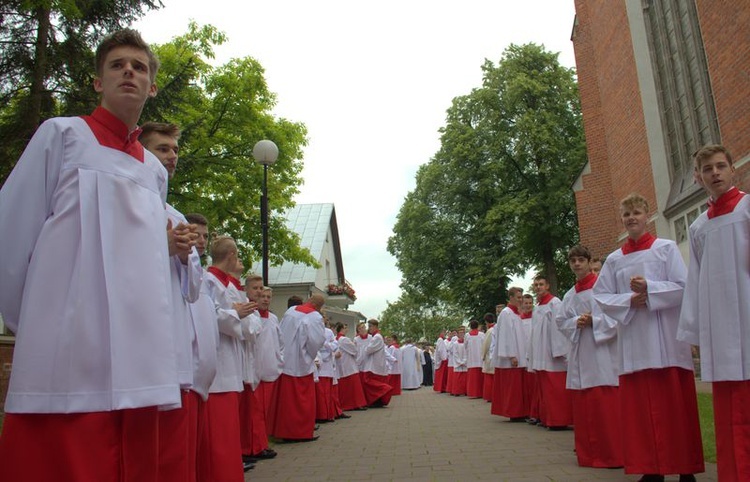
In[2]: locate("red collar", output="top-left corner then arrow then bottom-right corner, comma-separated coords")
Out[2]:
358,334 -> 368,340
520,312 -> 532,319
708,187 -> 745,219
488,323 -> 495,329
82,107 -> 144,162
295,303 -> 316,314
537,293 -> 554,305
456,338 -> 464,344
469,329 -> 479,336
258,309 -> 269,318
622,232 -> 656,255
207,266 -> 241,290
336,333 -> 345,340
508,305 -> 519,315
575,272 -> 597,293
392,343 -> 400,348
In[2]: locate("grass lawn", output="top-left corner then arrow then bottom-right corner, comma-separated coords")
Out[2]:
697,392 -> 716,463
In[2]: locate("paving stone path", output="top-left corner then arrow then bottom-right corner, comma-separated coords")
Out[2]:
246,387 -> 718,481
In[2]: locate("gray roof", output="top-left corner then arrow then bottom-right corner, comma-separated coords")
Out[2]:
252,203 -> 344,286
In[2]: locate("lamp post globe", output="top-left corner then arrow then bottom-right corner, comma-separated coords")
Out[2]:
252,140 -> 279,286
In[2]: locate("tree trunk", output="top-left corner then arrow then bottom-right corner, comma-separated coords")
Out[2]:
25,6 -> 51,134
542,242 -> 559,295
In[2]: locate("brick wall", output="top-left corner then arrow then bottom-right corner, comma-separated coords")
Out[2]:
696,0 -> 750,192
572,0 -> 656,258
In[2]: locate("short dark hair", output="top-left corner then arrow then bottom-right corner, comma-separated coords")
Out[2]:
469,319 -> 479,329
483,313 -> 495,323
567,245 -> 592,261
95,29 -> 159,82
694,144 -> 733,169
140,122 -> 181,143
287,295 -> 303,308
184,213 -> 208,226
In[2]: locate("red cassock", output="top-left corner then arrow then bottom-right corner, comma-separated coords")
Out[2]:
361,372 -> 393,406
451,371 -> 467,396
433,361 -> 448,393
526,371 -> 541,420
239,384 -> 271,457
446,367 -> 455,394
0,407 -> 159,482
388,374 -> 402,396
315,377 -> 335,421
466,367 -> 484,398
268,374 -> 316,440
713,380 -> 750,482
491,367 -> 527,418
619,367 -> 704,475
571,387 -> 623,468
337,373 -> 367,410
199,392 -> 244,482
482,372 -> 494,402
538,371 -> 572,427
158,391 -> 202,482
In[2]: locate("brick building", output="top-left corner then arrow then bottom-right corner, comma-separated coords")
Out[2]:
571,0 -> 749,261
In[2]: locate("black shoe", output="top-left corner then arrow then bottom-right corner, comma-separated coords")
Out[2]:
315,419 -> 333,424
679,476 -> 697,482
252,448 -> 277,459
352,406 -> 368,411
242,455 -> 258,464
336,413 -> 351,419
509,417 -> 526,422
525,417 -> 538,425
547,425 -> 570,431
637,476 -> 664,482
243,461 -> 255,472
314,424 -> 320,431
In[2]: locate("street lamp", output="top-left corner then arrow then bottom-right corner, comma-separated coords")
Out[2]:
252,140 -> 279,286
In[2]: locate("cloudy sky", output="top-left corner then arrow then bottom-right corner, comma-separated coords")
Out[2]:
134,1 -> 578,318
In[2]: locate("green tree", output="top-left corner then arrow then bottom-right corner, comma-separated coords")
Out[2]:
379,290 -> 463,343
144,23 -> 316,267
0,0 -> 163,181
388,43 -> 584,315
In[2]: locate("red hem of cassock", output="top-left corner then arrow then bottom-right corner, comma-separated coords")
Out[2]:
538,371 -> 573,427
0,407 -> 159,482
466,368 -> 484,398
256,380 -> 276,439
527,371 -> 541,419
158,391 -> 200,482
571,386 -> 623,468
315,376 -> 335,420
332,383 -> 343,417
452,371 -> 467,395
338,373 -> 367,410
362,372 -> 392,406
490,368 -> 504,415
446,367 -> 455,394
201,392 -> 244,482
713,380 -> 750,482
482,373 -> 494,402
388,374 -> 402,396
247,384 -> 270,455
239,385 -> 254,456
434,362 -> 448,393
619,368 -> 705,475
269,374 -> 316,440
492,367 -> 527,418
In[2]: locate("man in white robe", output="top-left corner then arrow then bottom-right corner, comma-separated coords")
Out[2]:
267,294 -> 326,441
361,320 -> 393,407
433,332 -> 448,393
556,245 -> 621,468
0,29 -> 181,482
678,145 -> 750,481
490,287 -> 527,420
400,341 -> 423,390
527,275 -> 571,429
594,193 -> 703,481
465,319 -> 486,398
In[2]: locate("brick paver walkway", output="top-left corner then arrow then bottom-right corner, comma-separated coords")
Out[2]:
247,387 -> 718,481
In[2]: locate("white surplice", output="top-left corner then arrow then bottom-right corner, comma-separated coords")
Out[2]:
255,311 -> 284,383
481,327 -> 495,374
336,335 -> 360,379
556,286 -> 618,389
363,332 -> 388,376
278,305 -> 326,377
678,195 -> 750,381
465,331 -> 485,369
400,343 -> 422,389
527,297 -> 568,372
593,238 -> 693,374
491,307 -> 523,368
0,117 -> 180,413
